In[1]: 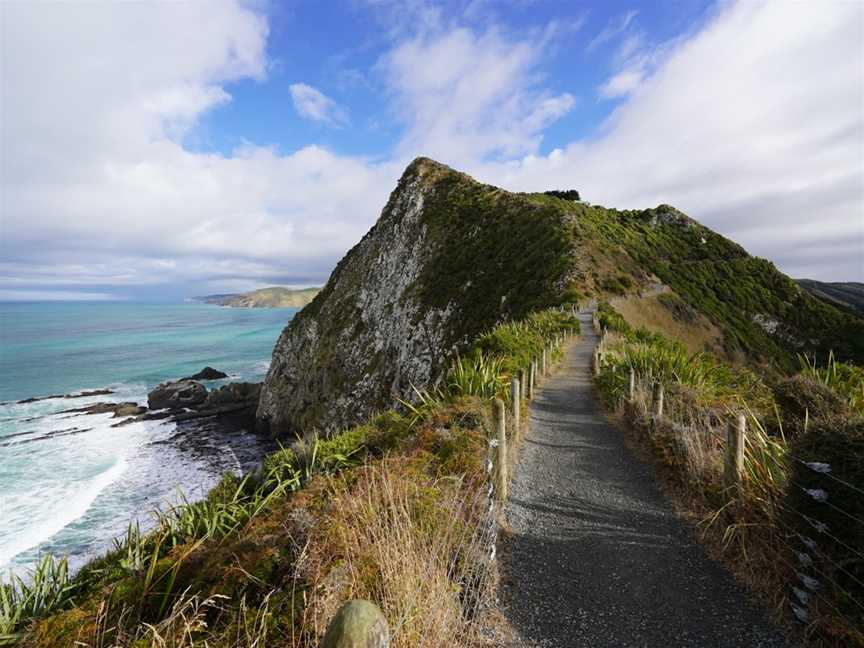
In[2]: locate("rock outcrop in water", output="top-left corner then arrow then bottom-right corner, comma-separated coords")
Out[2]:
181,366 -> 228,381
256,158 -> 579,437
148,380 -> 208,410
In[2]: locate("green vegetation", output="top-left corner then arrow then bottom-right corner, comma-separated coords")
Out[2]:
0,556 -> 72,641
9,307 -> 576,648
797,280 -> 864,316
472,309 -> 580,378
570,204 -> 864,367
409,164 -> 579,336
599,273 -> 634,296
543,189 -> 580,201
798,352 -> 864,415
594,302 -> 864,645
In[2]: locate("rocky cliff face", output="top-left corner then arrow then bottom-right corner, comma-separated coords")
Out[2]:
256,158 -> 578,436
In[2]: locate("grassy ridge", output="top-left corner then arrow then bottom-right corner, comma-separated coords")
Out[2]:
7,309 -> 578,648
529,193 -> 864,368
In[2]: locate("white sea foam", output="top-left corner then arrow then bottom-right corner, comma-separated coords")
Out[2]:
0,457 -> 128,569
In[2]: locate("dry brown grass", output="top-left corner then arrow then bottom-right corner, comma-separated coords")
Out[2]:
611,293 -> 724,355
302,457 -> 496,648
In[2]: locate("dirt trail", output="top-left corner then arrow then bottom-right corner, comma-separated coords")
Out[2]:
498,310 -> 791,648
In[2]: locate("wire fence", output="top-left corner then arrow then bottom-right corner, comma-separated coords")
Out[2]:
591,326 -> 864,639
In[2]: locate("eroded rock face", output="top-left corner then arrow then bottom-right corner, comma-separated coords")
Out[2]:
257,157 -> 577,437
147,380 -> 207,410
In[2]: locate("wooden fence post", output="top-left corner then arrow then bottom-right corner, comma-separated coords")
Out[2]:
652,382 -> 664,420
628,368 -> 635,403
494,398 -> 507,500
510,377 -> 520,437
528,360 -> 536,399
520,368 -> 527,400
724,414 -> 746,495
541,349 -> 547,377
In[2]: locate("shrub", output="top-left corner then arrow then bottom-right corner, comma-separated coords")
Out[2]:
771,375 -> 849,437
543,189 -> 580,201
798,352 -> 864,416
448,352 -> 506,400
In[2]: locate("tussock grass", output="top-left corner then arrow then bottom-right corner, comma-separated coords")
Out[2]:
302,458 -> 493,647
799,351 -> 864,416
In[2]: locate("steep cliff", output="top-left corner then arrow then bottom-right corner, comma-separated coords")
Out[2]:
257,157 -> 864,437
256,158 -> 579,436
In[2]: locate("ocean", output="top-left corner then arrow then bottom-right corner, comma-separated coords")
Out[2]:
0,302 -> 295,575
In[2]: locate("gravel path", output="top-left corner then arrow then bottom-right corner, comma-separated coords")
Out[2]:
498,311 -> 792,648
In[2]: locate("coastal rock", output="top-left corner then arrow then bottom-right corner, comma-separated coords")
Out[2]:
147,380 -> 207,410
181,366 -> 228,381
205,382 -> 261,408
257,157 -> 577,436
17,388 -> 114,404
61,401 -> 144,417
113,403 -> 147,417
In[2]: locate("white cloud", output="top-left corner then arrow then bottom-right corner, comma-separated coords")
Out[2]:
1,1 -> 396,297
473,1 -> 864,280
379,26 -> 574,165
598,68 -> 645,99
2,0 -> 861,302
0,290 -> 118,302
289,83 -> 349,126
587,10 -> 638,52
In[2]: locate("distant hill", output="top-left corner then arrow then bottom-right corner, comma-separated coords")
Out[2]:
195,287 -> 320,308
796,280 -> 864,315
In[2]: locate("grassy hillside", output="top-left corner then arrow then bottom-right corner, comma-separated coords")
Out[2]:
524,195 -> 864,368
197,287 -> 321,308
797,279 -> 864,316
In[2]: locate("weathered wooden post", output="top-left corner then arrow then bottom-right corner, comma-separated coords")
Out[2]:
652,382 -> 664,420
724,414 -> 746,495
519,368 -> 527,400
322,600 -> 390,648
541,348 -> 547,377
528,360 -> 536,399
510,377 -> 520,436
494,398 -> 508,500
628,368 -> 636,403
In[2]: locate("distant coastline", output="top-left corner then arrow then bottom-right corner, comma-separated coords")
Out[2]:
192,286 -> 320,308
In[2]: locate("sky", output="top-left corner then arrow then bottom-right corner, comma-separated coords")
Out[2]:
1,0 -> 862,302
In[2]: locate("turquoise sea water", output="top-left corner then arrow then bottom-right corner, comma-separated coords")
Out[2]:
0,302 -> 295,574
